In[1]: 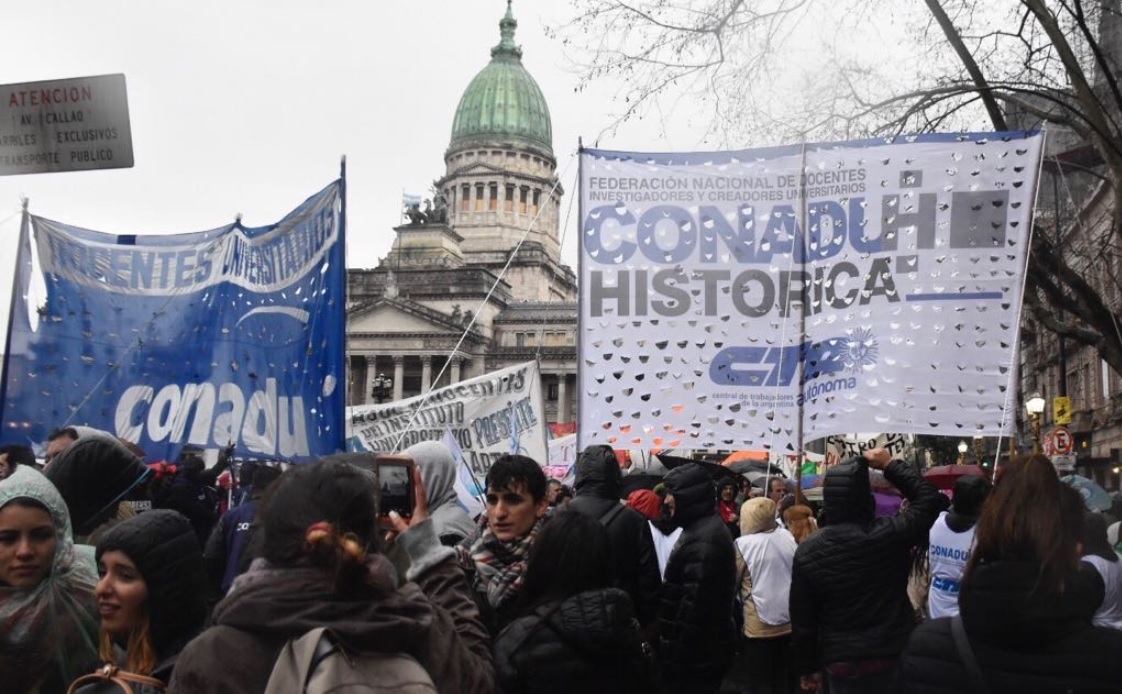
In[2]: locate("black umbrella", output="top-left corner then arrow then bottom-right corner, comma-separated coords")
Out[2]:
725,459 -> 786,477
656,453 -> 741,484
620,473 -> 665,498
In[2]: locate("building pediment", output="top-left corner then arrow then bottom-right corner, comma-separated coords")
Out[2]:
445,161 -> 508,178
347,297 -> 469,335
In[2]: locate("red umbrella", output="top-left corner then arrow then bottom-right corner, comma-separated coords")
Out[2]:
923,464 -> 985,491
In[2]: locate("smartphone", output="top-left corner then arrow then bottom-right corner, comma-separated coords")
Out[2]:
373,454 -> 416,527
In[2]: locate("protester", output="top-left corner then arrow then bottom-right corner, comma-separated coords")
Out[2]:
554,485 -> 574,506
44,426 -> 80,467
44,435 -> 151,545
717,477 -> 740,537
896,454 -> 1122,691
927,474 -> 992,619
789,447 -> 945,694
203,464 -> 282,594
733,497 -> 798,694
658,462 -> 738,693
783,504 -> 819,544
546,479 -> 563,507
1082,511 -> 1122,630
152,445 -> 227,544
493,508 -> 653,693
0,466 -> 100,693
461,454 -> 551,635
0,444 -> 35,479
569,444 -> 661,632
626,489 -> 662,522
404,440 -> 477,547
74,509 -> 210,688
168,460 -> 495,693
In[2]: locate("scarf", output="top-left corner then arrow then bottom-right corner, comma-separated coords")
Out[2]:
468,517 -> 544,609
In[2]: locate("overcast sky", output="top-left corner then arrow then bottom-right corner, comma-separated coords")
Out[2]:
1,0 -> 723,342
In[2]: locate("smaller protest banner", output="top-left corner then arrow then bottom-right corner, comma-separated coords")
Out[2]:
347,361 -> 548,481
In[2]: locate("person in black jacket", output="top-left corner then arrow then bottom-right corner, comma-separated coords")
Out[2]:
895,454 -> 1122,693
568,444 -> 661,634
658,462 -> 737,693
493,508 -> 653,694
789,447 -> 945,694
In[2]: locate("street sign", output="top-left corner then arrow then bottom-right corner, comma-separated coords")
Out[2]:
1,74 -> 133,175
1050,426 -> 1074,455
1051,454 -> 1076,472
1054,396 -> 1072,425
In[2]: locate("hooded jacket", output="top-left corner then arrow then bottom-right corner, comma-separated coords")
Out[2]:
568,445 -> 661,629
658,463 -> 737,690
168,519 -> 494,694
44,435 -> 150,539
405,440 -> 476,546
0,466 -> 100,693
493,587 -> 653,694
896,561 -> 1122,693
789,457 -> 945,674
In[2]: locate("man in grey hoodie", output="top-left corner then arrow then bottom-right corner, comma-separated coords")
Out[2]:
403,441 -> 477,547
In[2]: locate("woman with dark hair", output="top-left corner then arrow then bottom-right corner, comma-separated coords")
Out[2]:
896,454 -> 1122,692
1082,511 -> 1122,630
168,459 -> 494,693
71,509 -> 210,689
493,508 -> 653,693
0,466 -> 99,692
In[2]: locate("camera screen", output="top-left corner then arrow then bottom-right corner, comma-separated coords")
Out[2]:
379,464 -> 411,515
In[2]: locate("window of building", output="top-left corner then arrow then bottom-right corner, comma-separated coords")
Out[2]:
519,187 -> 528,214
505,184 -> 515,212
532,189 -> 540,216
461,185 -> 470,212
475,184 -> 485,212
515,333 -> 525,348
489,183 -> 498,211
547,383 -> 559,401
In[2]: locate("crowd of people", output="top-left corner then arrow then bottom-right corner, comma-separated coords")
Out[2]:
2,430 -> 1122,693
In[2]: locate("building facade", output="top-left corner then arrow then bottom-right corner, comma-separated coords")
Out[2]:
345,3 -> 579,430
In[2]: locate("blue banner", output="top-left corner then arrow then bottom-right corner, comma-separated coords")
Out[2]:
0,181 -> 346,462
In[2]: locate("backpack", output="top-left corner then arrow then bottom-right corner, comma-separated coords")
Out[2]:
265,627 -> 437,694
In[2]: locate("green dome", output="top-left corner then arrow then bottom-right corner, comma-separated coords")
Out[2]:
449,3 -> 553,156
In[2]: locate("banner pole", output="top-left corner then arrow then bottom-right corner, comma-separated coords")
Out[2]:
340,155 -> 350,450
0,200 -> 30,434
794,140 -> 809,504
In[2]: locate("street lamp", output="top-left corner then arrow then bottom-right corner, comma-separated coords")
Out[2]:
1026,392 -> 1046,454
973,433 -> 984,466
957,440 -> 968,465
371,373 -> 394,404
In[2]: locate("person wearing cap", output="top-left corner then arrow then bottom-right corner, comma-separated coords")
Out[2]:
75,509 -> 209,687
44,435 -> 151,546
926,475 -> 992,620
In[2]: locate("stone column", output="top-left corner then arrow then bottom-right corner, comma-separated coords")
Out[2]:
450,357 -> 462,384
393,355 -> 405,401
421,355 -> 432,393
556,374 -> 567,423
364,355 -> 378,405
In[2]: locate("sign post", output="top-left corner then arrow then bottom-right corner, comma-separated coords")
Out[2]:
1,74 -> 133,175
1050,426 -> 1074,456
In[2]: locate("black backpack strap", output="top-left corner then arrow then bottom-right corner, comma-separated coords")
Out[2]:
950,616 -> 990,694
599,502 -> 627,529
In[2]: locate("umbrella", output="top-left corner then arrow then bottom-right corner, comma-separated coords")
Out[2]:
656,453 -> 741,485
923,464 -> 985,491
620,473 -> 665,498
1061,474 -> 1114,512
724,459 -> 786,476
721,449 -> 769,465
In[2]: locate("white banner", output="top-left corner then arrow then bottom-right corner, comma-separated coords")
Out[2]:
346,361 -> 548,481
579,133 -> 1044,453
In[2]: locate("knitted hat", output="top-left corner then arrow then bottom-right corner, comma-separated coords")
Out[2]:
45,436 -> 150,536
95,510 -> 208,655
740,497 -> 778,535
626,489 -> 662,521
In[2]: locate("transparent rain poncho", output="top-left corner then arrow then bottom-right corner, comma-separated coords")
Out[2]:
0,465 -> 100,692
